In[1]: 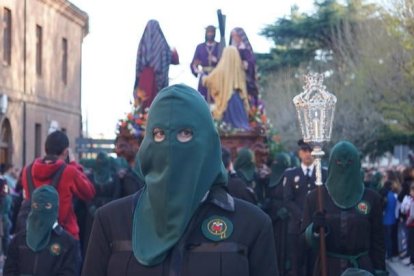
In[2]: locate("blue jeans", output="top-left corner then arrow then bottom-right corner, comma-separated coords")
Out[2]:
384,224 -> 398,258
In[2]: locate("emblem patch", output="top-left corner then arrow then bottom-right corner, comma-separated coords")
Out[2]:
294,176 -> 300,183
202,216 -> 233,241
49,243 -> 61,256
356,201 -> 370,215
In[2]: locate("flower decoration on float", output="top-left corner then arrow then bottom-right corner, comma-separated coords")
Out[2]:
214,96 -> 272,135
116,106 -> 148,139
248,97 -> 271,134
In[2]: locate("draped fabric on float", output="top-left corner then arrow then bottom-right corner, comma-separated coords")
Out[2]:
203,46 -> 249,120
133,20 -> 171,106
229,27 -> 254,56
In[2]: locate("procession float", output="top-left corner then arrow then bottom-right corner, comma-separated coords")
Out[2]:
115,10 -> 282,167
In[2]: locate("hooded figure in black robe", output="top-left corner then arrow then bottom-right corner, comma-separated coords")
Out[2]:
82,84 -> 278,276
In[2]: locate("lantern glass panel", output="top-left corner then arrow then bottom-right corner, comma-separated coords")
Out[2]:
293,73 -> 337,144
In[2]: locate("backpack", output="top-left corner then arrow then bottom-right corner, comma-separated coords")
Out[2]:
15,162 -> 66,233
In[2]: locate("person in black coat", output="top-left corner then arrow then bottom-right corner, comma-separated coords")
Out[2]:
82,84 -> 278,276
4,185 -> 79,276
79,151 -> 122,256
301,141 -> 386,276
266,152 -> 292,276
222,147 -> 257,205
283,139 -> 327,276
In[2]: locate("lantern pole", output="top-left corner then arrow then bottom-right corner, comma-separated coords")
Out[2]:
312,143 -> 328,276
293,73 -> 337,276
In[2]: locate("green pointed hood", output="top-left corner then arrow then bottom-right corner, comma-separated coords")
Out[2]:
234,147 -> 256,182
269,152 -> 291,187
26,185 -> 59,252
325,141 -> 364,209
132,84 -> 227,266
370,171 -> 383,191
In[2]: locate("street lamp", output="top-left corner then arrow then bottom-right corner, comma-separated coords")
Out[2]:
293,72 -> 337,276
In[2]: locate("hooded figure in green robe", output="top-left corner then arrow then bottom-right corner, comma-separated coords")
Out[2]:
325,141 -> 364,209
234,147 -> 256,184
93,151 -> 113,185
268,152 -> 291,188
26,185 -> 59,252
369,171 -> 383,192
132,84 -> 227,266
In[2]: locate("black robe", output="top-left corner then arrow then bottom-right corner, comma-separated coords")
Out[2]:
82,187 -> 278,276
81,172 -> 121,255
226,173 -> 257,205
301,187 -> 386,275
267,181 -> 290,276
4,226 -> 78,276
282,166 -> 327,276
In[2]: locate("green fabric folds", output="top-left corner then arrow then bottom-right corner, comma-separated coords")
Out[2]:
26,185 -> 59,252
132,84 -> 227,266
325,141 -> 364,209
269,152 -> 291,187
234,147 -> 256,183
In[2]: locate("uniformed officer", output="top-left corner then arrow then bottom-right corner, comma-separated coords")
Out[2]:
4,185 -> 79,276
283,139 -> 327,276
82,84 -> 278,276
301,141 -> 386,275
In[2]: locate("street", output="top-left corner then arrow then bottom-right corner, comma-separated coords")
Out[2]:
387,258 -> 414,276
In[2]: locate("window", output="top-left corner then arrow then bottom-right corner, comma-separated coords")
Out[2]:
36,25 -> 42,76
3,8 -> 12,65
62,38 -> 68,84
34,123 -> 42,158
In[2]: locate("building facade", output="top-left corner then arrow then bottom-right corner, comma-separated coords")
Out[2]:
0,0 -> 88,167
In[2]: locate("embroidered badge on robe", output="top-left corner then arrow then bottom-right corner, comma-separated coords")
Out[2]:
356,201 -> 370,215
49,243 -> 61,256
202,216 -> 233,241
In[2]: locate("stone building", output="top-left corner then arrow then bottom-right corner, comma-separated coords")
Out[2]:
0,0 -> 88,167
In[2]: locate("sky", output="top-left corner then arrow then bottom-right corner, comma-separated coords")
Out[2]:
69,0 -> 315,138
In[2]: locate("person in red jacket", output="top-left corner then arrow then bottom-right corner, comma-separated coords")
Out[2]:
19,130 -> 96,240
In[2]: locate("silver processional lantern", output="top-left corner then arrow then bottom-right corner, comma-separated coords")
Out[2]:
293,73 -> 336,186
293,72 -> 337,276
293,73 -> 337,145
